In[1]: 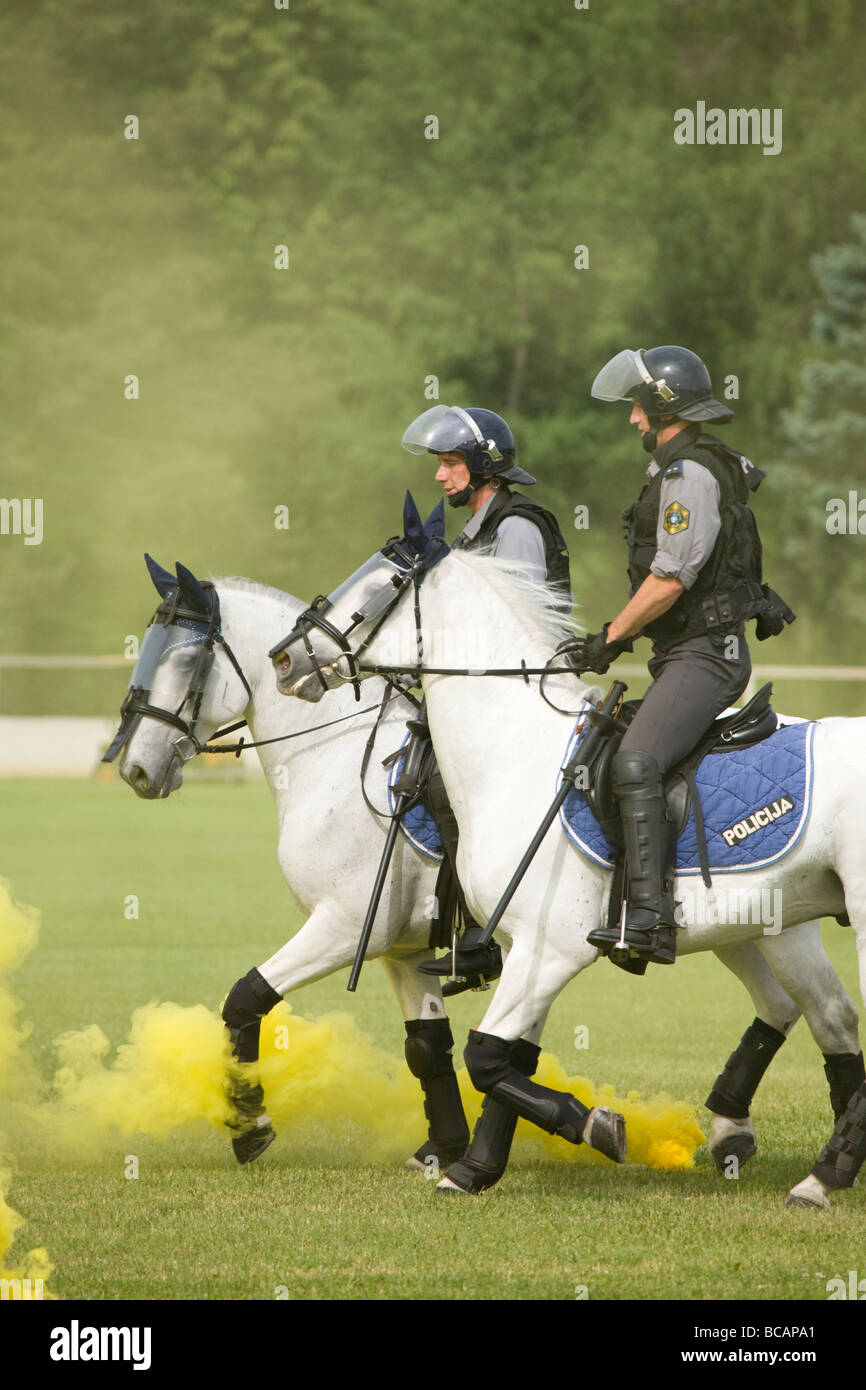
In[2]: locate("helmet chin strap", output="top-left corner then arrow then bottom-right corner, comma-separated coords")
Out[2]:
448,473 -> 497,508
641,415 -> 679,453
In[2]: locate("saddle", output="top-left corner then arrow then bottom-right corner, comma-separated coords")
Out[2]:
585,682 -> 779,884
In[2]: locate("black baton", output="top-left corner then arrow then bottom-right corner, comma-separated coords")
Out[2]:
347,792 -> 410,992
476,681 -> 627,951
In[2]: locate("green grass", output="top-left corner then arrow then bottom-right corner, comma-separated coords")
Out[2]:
2,777 -> 865,1302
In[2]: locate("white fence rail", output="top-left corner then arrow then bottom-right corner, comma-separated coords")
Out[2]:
0,656 -> 864,776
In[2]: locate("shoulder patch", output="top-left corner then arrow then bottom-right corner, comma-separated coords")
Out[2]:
663,500 -> 690,534
663,460 -> 683,479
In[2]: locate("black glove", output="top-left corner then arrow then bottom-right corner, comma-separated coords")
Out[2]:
755,585 -> 796,641
572,623 -> 633,674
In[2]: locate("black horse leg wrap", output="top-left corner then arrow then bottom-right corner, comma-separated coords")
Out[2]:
705,1017 -> 787,1120
812,1080 -> 866,1190
442,1037 -> 541,1192
222,968 -> 283,1064
823,1051 -> 865,1121
465,1030 -> 589,1145
405,1018 -> 470,1155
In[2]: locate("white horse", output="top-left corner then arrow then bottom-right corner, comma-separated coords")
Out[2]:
108,558 -> 695,1171
110,558 -> 470,1169
272,504 -> 864,1206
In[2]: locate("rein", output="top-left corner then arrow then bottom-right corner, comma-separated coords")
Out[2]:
202,683 -> 415,758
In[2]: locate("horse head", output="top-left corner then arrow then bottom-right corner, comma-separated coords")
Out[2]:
270,493 -> 447,702
105,555 -> 253,798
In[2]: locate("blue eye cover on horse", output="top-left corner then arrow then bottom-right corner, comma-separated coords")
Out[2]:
558,712 -> 816,874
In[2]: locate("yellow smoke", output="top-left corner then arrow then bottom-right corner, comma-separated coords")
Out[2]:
0,1176 -> 54,1300
0,881 -> 39,1090
0,881 -> 53,1299
44,998 -> 703,1168
53,1004 -> 233,1137
1,872 -> 702,1200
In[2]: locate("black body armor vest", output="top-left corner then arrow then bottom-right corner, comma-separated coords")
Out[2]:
454,487 -> 572,603
624,432 -> 770,648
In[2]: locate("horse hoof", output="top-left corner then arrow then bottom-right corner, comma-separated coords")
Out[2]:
584,1106 -> 627,1163
435,1175 -> 475,1195
710,1131 -> 757,1174
406,1139 -> 471,1174
785,1175 -> 831,1210
231,1117 -> 276,1166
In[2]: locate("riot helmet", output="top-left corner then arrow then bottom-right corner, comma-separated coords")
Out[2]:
401,405 -> 536,484
591,346 -> 734,424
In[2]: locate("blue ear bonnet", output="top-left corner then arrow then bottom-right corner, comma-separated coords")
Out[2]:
143,554 -> 216,632
400,493 -> 449,570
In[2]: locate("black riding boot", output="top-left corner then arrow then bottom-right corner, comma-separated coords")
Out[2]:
418,923 -> 503,995
587,749 -> 678,967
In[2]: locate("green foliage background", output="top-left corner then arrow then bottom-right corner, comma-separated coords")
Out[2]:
2,0 -> 866,700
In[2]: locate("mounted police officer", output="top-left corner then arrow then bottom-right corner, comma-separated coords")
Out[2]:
576,346 -> 794,968
400,404 -> 572,989
401,404 -> 572,597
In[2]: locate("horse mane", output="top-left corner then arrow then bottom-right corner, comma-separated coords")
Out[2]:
213,576 -> 302,611
444,549 -> 579,653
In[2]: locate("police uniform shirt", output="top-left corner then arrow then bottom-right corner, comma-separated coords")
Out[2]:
646,457 -> 722,590
456,492 -> 547,582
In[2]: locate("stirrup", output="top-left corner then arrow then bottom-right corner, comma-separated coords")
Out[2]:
588,904 -> 678,967
418,940 -> 503,995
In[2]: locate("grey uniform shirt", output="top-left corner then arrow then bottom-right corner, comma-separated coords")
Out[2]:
456,493 -> 547,583
647,457 -> 722,590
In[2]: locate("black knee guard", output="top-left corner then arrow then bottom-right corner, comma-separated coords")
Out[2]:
222,968 -> 283,1064
405,1018 -> 469,1158
441,1037 -> 542,1192
823,1051 -> 866,1121
464,1030 -> 589,1145
705,1017 -> 787,1120
812,1081 -> 866,1190
511,1038 -> 542,1078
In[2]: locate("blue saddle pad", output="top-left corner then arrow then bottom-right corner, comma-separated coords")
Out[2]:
386,735 -> 444,861
559,709 -> 816,875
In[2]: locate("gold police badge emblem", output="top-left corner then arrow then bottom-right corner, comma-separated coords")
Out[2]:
663,501 -> 690,534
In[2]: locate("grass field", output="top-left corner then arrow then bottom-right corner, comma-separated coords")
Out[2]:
1,776 -> 865,1304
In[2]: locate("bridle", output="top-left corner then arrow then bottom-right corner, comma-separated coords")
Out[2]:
269,537 -> 592,713
268,536 -> 432,701
103,582 -> 252,764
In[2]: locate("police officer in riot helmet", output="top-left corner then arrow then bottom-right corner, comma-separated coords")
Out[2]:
401,404 -> 572,597
401,404 -> 572,991
577,346 -> 794,968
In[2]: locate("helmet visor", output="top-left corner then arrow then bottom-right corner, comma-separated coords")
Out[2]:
401,405 -> 481,457
590,349 -> 652,403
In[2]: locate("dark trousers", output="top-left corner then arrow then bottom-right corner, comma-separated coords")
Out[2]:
619,633 -> 752,775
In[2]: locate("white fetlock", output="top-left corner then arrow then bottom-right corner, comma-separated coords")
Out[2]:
404,1156 -> 426,1172
786,1173 -> 831,1209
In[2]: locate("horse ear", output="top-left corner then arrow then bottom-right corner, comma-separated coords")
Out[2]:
144,553 -> 177,598
402,491 -> 425,555
423,498 -> 445,542
174,561 -> 211,612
